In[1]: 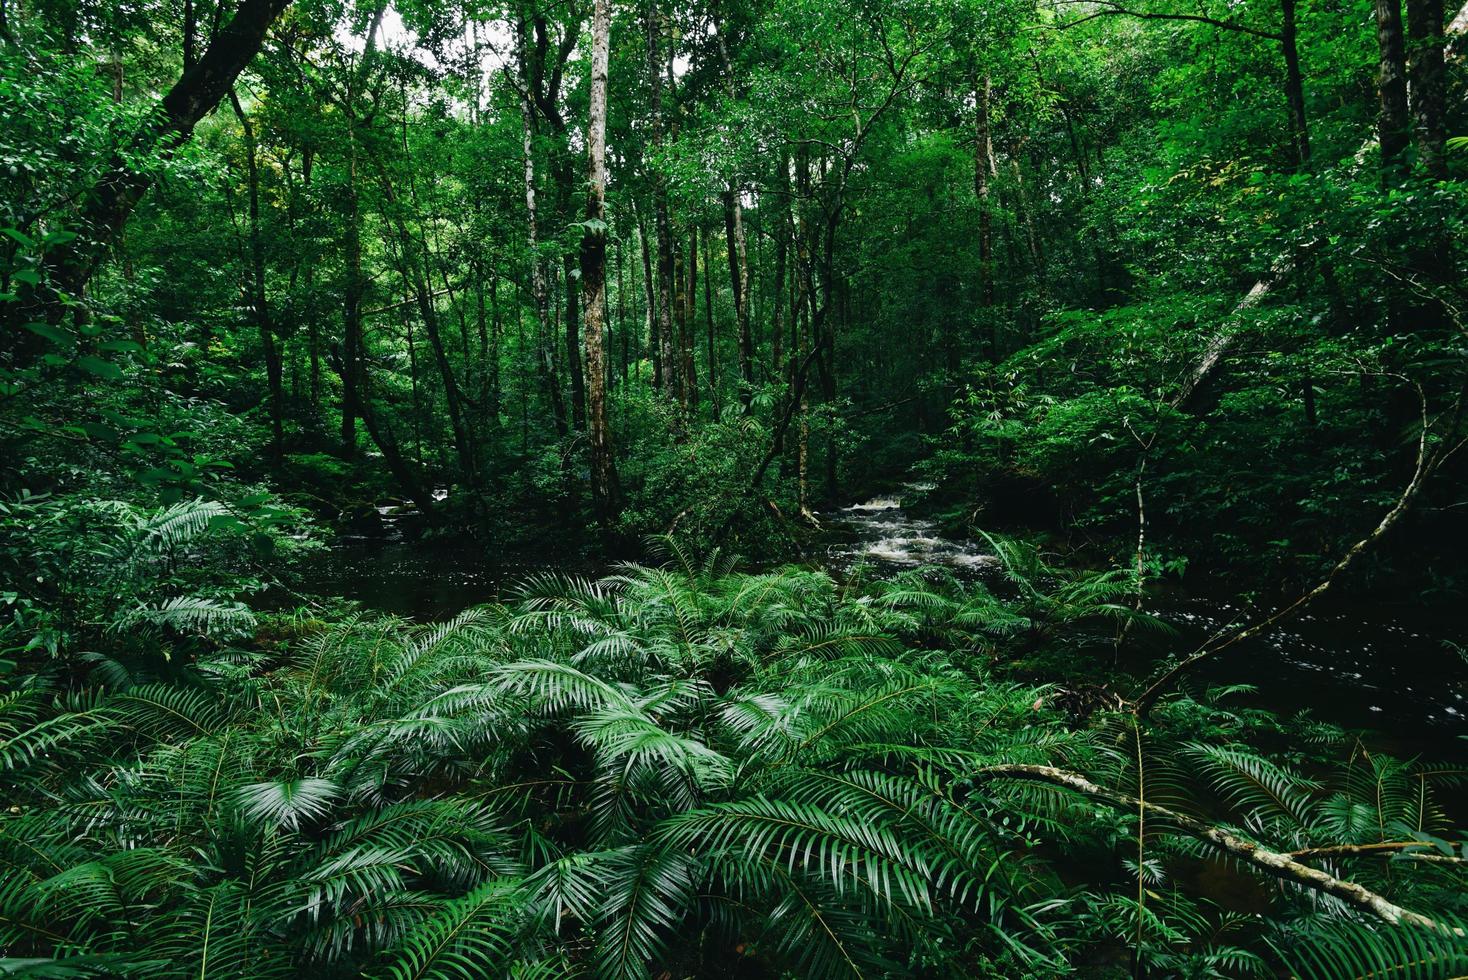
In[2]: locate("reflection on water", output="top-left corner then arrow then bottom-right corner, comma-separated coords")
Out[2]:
1152,598 -> 1467,746
301,501 -> 586,619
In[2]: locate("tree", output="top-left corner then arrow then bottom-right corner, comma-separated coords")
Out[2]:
37,0 -> 293,312
581,0 -> 620,525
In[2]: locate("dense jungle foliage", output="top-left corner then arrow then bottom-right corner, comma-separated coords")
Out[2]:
2,0 -> 1467,975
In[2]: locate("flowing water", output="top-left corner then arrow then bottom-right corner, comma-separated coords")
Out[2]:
818,485 -> 998,574
818,488 -> 1466,753
305,488 -> 1466,752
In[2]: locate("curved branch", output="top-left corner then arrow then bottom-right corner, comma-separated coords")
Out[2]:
1050,0 -> 1282,40
1135,383 -> 1443,715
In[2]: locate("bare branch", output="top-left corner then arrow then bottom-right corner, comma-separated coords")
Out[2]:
981,764 -> 1459,932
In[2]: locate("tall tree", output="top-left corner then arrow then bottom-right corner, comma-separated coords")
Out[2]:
1375,0 -> 1411,167
38,0 -> 294,309
645,0 -> 679,406
1405,0 -> 1448,177
228,89 -> 285,462
518,15 -> 569,438
581,0 -> 619,524
713,6 -> 753,409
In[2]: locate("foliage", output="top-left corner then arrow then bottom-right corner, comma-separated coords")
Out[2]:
2,557 -> 1464,977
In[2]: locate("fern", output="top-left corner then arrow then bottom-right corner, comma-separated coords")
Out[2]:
1271,916 -> 1468,980
373,880 -> 532,980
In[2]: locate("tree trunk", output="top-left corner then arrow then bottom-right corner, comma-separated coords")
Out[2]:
338,4 -> 385,459
703,226 -> 718,419
712,11 -> 754,411
974,73 -> 995,310
518,20 -> 569,438
563,251 -> 587,428
581,0 -> 619,528
770,160 -> 788,387
1280,0 -> 1312,168
1405,0 -> 1447,177
341,126 -> 365,458
617,235 -> 630,383
1375,0 -> 1411,168
381,200 -> 478,493
37,0 -> 293,310
646,0 -> 679,405
635,206 -> 661,386
723,191 -> 754,409
684,226 -> 699,411
228,89 -> 284,463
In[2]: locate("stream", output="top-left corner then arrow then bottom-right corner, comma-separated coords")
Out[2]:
304,488 -> 1467,755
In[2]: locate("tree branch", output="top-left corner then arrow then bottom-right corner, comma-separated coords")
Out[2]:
1135,382 -> 1445,715
980,764 -> 1457,931
1048,0 -> 1281,39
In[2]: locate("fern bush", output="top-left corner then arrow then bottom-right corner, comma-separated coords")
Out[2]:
1,551 -> 1463,977
0,490 -> 317,668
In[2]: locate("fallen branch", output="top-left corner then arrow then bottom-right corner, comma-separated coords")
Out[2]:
1049,0 -> 1282,41
1288,842 -> 1465,865
361,279 -> 468,318
980,764 -> 1455,931
1171,265 -> 1285,410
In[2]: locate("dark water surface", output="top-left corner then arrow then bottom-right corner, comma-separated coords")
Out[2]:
303,492 -> 1467,754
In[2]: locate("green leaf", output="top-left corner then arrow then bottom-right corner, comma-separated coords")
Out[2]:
21,321 -> 73,347
2,227 -> 37,248
76,356 -> 122,380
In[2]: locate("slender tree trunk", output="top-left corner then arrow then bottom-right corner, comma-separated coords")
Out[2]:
341,132 -> 364,458
489,274 -> 503,433
712,5 -> 754,410
703,227 -> 718,419
646,0 -> 679,405
517,25 -> 568,438
1405,0 -> 1447,177
384,210 -> 478,491
1280,0 -> 1312,168
723,190 -> 754,409
1009,154 -> 1043,279
563,252 -> 587,427
346,360 -> 438,520
973,72 -> 998,360
635,206 -> 661,386
301,149 -> 321,414
337,4 -> 385,459
581,0 -> 619,527
475,269 -> 492,436
771,154 -> 789,397
673,225 -> 689,409
656,209 -> 678,404
683,226 -> 699,411
616,235 -> 630,384
1375,0 -> 1411,168
228,89 -> 284,463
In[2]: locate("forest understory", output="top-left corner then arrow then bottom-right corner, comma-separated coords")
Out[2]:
2,0 -> 1467,976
